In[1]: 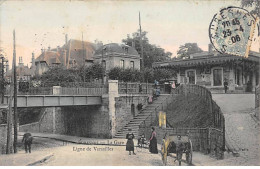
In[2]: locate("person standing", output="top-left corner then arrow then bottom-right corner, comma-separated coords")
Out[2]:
126,129 -> 136,155
22,132 -> 33,153
149,127 -> 158,154
224,79 -> 228,93
175,135 -> 184,166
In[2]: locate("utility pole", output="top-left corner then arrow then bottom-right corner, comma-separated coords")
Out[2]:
101,43 -> 104,84
13,30 -> 18,153
0,55 -> 4,104
6,79 -> 13,154
82,32 -> 85,83
139,12 -> 144,82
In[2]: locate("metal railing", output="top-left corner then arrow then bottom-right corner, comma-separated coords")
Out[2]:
5,86 -> 108,96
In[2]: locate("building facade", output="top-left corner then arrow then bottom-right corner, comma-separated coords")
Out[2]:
153,46 -> 260,93
94,43 -> 140,72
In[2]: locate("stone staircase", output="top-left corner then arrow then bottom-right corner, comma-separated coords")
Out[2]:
114,95 -> 169,138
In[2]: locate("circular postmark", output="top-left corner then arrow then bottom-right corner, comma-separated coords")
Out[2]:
209,6 -> 257,57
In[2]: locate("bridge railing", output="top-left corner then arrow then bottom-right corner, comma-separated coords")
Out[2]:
60,87 -> 107,96
5,86 -> 108,96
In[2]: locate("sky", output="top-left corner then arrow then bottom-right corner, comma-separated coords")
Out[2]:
0,0 -> 259,67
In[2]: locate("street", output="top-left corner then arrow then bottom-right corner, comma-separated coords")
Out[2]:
210,94 -> 260,166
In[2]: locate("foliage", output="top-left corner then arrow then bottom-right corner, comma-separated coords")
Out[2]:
107,67 -> 122,80
108,67 -> 142,82
80,63 -> 105,82
177,43 -> 203,59
143,68 -> 154,83
33,67 -> 82,87
108,67 -> 176,82
153,69 -> 176,81
122,30 -> 172,68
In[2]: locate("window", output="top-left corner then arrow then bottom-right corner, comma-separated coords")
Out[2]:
120,60 -> 125,69
213,68 -> 222,86
130,61 -> 134,70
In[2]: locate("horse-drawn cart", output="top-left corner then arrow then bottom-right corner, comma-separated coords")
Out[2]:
161,134 -> 193,166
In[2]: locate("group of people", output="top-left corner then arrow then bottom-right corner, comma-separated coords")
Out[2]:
126,127 -> 158,155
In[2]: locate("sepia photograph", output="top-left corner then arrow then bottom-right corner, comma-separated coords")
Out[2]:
0,0 -> 259,166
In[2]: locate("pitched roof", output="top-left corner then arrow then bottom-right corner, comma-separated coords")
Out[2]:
62,39 -> 96,64
35,51 -> 61,65
94,43 -> 139,56
6,65 -> 34,77
153,51 -> 260,68
35,39 -> 96,67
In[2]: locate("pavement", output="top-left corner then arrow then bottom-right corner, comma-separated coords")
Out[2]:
0,131 -> 221,166
211,94 -> 260,166
0,150 -> 54,166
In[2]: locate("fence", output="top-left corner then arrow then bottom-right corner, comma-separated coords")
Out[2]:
5,86 -> 107,96
60,87 -> 107,96
118,82 -> 154,94
118,82 -> 172,95
138,84 -> 225,159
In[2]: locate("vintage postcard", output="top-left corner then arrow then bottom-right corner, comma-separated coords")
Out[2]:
0,0 -> 259,166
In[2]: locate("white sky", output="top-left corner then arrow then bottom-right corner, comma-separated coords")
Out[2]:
0,0 -> 259,66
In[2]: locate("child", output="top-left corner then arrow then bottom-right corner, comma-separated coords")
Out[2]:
138,134 -> 146,148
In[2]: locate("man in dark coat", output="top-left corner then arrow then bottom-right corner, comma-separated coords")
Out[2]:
224,79 -> 228,93
126,129 -> 136,155
175,135 -> 184,166
22,132 -> 33,153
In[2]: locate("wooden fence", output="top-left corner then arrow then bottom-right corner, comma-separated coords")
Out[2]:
118,82 -> 154,94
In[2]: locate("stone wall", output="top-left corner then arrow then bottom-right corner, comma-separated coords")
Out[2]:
19,107 -> 66,134
115,95 -> 148,133
19,96 -> 110,138
62,97 -> 110,138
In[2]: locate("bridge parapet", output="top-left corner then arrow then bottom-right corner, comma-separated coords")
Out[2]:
5,86 -> 107,96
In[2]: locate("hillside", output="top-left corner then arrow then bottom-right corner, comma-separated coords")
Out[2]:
166,94 -> 213,128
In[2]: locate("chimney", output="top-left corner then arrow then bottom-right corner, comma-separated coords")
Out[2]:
41,48 -> 44,54
31,52 -> 35,69
19,56 -> 24,66
65,34 -> 68,45
208,44 -> 213,53
63,50 -> 67,67
48,46 -> 51,51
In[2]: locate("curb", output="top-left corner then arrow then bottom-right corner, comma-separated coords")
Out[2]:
27,154 -> 54,166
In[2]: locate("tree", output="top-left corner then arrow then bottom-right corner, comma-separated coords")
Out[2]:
81,63 -> 105,82
34,67 -> 82,87
241,0 -> 260,36
177,43 -> 203,59
143,68 -> 154,83
122,30 -> 172,68
108,67 -> 122,80
153,69 -> 175,81
108,67 -> 141,82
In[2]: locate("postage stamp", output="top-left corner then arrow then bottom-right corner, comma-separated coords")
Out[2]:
209,6 -> 258,58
